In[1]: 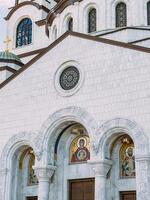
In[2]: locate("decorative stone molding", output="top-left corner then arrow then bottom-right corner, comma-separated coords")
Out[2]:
89,159 -> 112,177
135,156 -> 150,200
135,155 -> 150,162
36,106 -> 98,163
33,165 -> 57,182
97,118 -> 149,158
5,1 -> 49,21
45,0 -> 84,36
54,60 -> 85,97
34,165 -> 56,200
0,168 -> 8,175
0,132 -> 39,169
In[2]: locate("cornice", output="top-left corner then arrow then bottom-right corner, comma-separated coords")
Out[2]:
96,26 -> 150,37
5,1 -> 50,21
0,59 -> 24,67
45,0 -> 83,36
130,37 -> 150,44
0,66 -> 17,73
35,19 -> 46,26
18,47 -> 46,58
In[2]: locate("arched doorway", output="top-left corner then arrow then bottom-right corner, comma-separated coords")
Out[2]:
10,145 -> 38,200
97,118 -> 150,200
49,123 -> 95,200
107,134 -> 136,200
0,132 -> 39,200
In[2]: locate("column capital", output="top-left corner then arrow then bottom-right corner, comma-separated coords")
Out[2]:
88,159 -> 112,177
0,168 -> 8,175
33,165 -> 56,181
135,154 -> 150,162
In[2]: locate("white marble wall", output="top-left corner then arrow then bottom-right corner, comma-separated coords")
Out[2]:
5,0 -> 150,60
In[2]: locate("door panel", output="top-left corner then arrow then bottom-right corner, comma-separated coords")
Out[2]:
83,181 -> 94,200
70,182 -> 83,200
26,197 -> 38,200
69,179 -> 94,200
120,191 -> 136,200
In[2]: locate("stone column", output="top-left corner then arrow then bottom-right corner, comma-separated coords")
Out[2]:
136,156 -> 150,200
0,168 -> 8,200
89,159 -> 112,200
34,165 -> 56,200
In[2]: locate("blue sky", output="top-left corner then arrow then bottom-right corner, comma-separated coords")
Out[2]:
0,0 -> 14,51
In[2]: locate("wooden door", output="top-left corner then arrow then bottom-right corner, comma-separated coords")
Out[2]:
26,197 -> 38,200
69,178 -> 94,200
120,191 -> 136,200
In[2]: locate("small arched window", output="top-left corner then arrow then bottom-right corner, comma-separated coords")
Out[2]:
68,18 -> 73,31
116,2 -> 127,27
16,18 -> 32,47
88,8 -> 97,33
147,1 -> 150,25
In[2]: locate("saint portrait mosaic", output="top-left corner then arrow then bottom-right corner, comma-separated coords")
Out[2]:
28,153 -> 38,185
70,135 -> 90,163
120,140 -> 135,178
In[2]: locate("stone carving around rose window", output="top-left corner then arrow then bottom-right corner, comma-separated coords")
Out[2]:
60,66 -> 80,90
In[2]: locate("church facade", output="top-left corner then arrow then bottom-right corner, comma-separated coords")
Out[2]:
0,0 -> 150,200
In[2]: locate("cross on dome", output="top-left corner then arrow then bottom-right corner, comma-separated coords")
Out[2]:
3,36 -> 11,52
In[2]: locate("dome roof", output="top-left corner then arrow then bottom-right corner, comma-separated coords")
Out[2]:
0,51 -> 22,63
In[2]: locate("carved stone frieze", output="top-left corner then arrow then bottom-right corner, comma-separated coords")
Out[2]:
0,132 -> 40,169
89,159 -> 113,177
33,165 -> 57,181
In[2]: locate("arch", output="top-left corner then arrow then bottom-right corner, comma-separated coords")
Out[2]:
88,8 -> 97,33
0,132 -> 39,200
83,3 -> 98,33
97,118 -> 149,159
67,17 -> 73,31
110,0 -> 129,28
37,107 -> 98,164
62,13 -> 73,33
0,132 -> 39,169
13,15 -> 32,48
147,1 -> 150,25
45,0 -> 84,36
5,1 -> 49,21
16,17 -> 32,47
116,2 -> 127,27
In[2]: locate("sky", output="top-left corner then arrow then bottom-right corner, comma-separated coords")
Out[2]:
0,0 -> 14,51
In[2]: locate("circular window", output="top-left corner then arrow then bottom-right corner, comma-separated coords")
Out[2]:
54,61 -> 84,96
59,66 -> 80,90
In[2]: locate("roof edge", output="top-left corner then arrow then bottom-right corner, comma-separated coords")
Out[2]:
0,31 -> 150,90
0,66 -> 17,73
0,59 -> 24,67
5,1 -> 49,21
96,26 -> 150,37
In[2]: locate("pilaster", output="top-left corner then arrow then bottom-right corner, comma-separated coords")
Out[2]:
34,165 -> 56,200
89,159 -> 112,200
136,156 -> 150,200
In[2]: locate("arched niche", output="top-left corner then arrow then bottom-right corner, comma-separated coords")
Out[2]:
37,106 -> 98,165
0,132 -> 39,200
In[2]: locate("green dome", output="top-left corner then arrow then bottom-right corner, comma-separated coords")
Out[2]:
0,51 -> 22,63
